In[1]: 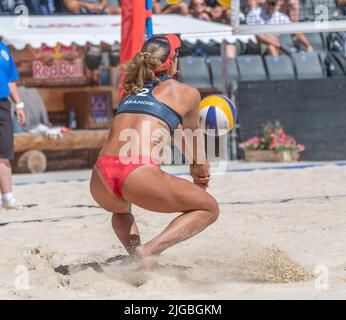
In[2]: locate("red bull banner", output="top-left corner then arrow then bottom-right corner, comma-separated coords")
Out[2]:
11,44 -> 89,87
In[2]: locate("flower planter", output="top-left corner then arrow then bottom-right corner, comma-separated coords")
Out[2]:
239,122 -> 305,162
244,150 -> 297,163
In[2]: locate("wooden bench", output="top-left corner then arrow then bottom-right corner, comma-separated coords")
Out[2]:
13,130 -> 109,173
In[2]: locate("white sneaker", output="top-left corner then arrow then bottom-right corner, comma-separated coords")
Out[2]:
2,198 -> 24,210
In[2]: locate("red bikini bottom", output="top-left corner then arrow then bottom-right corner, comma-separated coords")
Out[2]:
96,155 -> 160,198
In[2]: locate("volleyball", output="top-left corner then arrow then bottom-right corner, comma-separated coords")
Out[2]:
199,94 -> 237,136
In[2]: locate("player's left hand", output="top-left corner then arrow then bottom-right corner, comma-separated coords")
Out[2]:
190,160 -> 211,190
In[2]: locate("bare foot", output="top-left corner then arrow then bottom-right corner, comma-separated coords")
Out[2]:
127,236 -> 141,256
134,246 -> 158,271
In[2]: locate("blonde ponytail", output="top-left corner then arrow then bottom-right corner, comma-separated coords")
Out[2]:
119,36 -> 172,97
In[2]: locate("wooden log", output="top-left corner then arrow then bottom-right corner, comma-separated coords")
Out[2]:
45,149 -> 94,171
14,130 -> 109,153
17,150 -> 47,173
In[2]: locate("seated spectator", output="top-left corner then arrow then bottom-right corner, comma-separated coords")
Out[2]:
153,0 -> 189,16
190,0 -> 231,25
63,0 -> 108,14
0,0 -> 25,15
336,0 -> 346,15
14,87 -> 53,133
209,3 -> 231,24
189,0 -> 211,20
275,0 -> 300,22
105,0 -> 121,14
0,0 -> 58,15
13,87 -> 68,139
28,0 -> 57,15
246,0 -> 313,56
205,0 -> 217,6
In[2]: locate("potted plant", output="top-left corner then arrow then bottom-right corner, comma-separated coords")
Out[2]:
239,122 -> 305,162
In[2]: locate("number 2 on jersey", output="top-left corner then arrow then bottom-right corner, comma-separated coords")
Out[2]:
137,88 -> 150,97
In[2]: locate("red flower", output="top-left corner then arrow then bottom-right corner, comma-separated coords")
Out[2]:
240,122 -> 305,157
298,144 -> 306,152
279,129 -> 287,143
239,136 -> 261,150
269,137 -> 279,150
284,136 -> 295,148
266,127 -> 274,134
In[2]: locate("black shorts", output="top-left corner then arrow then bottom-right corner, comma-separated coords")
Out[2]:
0,99 -> 14,160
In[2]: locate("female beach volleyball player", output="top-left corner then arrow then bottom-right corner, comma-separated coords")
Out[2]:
90,34 -> 219,269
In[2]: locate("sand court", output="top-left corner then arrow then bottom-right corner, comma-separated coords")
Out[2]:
1,164 -> 346,300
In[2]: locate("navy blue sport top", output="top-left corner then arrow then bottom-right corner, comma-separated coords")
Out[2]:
116,75 -> 182,134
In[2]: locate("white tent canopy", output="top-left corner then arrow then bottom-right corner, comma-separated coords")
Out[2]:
0,14 -> 254,50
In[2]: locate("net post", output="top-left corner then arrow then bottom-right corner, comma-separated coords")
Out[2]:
145,0 -> 153,38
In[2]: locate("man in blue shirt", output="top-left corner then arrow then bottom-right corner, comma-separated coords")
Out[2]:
0,38 -> 26,210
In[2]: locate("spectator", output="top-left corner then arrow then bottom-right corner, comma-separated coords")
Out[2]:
246,0 -> 313,56
189,0 -> 231,25
209,3 -> 231,24
275,0 -> 300,22
153,0 -> 189,16
205,0 -> 217,6
29,0 -> 57,15
336,0 -> 346,15
63,0 -> 108,14
105,0 -> 121,14
247,0 -> 300,21
0,0 -> 25,15
189,0 -> 211,21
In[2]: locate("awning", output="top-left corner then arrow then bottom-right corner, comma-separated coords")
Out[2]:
0,14 -> 254,50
